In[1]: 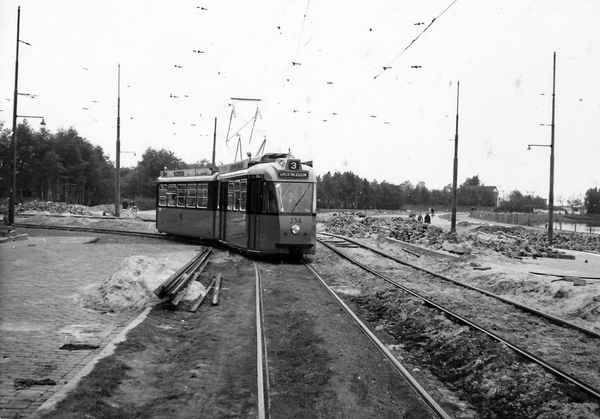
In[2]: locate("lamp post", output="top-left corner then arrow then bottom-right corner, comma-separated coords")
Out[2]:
9,6 -> 45,225
528,52 -> 556,245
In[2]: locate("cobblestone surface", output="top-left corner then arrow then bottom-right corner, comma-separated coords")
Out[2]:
0,235 -> 192,419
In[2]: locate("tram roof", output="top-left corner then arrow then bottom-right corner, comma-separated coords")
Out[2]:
157,153 -> 315,182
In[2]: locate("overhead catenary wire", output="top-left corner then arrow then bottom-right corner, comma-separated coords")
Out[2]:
293,0 -> 311,64
373,0 -> 460,79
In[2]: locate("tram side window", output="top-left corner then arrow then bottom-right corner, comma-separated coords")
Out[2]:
177,184 -> 187,207
158,185 -> 168,206
197,183 -> 208,208
227,182 -> 234,210
186,184 -> 197,208
234,181 -> 241,210
240,180 -> 247,211
167,185 -> 177,207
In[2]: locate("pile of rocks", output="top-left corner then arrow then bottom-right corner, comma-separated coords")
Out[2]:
9,200 -> 93,216
322,213 -> 600,258
464,227 -> 562,258
468,225 -> 600,255
324,214 -> 405,237
324,213 -> 466,252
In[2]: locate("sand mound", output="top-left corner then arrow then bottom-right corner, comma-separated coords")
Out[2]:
80,253 -> 201,312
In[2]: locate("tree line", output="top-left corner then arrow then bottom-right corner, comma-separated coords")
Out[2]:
1,121 -> 599,214
0,122 -> 205,207
317,172 -> 499,210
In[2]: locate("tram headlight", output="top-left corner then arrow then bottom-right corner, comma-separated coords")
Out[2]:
291,224 -> 300,235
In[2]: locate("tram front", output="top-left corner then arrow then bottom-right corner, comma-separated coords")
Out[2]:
247,157 -> 317,256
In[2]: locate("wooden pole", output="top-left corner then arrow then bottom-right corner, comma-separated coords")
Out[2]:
190,274 -> 219,312
548,52 -> 556,245
212,274 -> 223,305
212,117 -> 217,169
9,7 -> 21,225
450,81 -> 460,233
115,64 -> 121,217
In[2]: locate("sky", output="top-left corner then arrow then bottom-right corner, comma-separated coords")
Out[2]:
0,0 -> 598,204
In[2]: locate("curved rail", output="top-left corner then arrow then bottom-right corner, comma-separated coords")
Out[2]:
253,262 -> 268,419
14,222 -> 167,239
320,232 -> 600,340
302,261 -> 452,419
318,237 -> 600,402
13,222 -> 212,245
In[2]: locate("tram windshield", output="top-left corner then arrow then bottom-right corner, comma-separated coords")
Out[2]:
266,182 -> 314,214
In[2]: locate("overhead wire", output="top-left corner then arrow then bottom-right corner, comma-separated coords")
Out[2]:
293,0 -> 311,64
373,0 -> 460,79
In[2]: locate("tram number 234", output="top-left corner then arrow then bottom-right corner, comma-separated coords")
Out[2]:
290,218 -> 302,224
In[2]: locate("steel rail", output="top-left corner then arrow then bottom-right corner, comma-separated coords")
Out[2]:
168,248 -> 213,300
318,238 -> 600,402
253,262 -> 267,419
320,232 -> 600,340
14,222 -> 168,239
14,222 -> 212,245
301,261 -> 452,419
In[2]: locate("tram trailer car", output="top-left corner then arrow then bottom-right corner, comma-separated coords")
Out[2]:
156,153 -> 317,256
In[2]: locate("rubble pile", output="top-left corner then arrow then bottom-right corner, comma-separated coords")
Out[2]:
467,225 -> 600,255
323,214 -> 405,237
322,213 -> 600,258
11,200 -> 93,216
324,213 -> 462,251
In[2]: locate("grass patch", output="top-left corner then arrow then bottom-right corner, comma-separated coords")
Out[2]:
39,357 -> 142,419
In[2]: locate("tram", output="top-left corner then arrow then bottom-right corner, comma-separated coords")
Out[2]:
156,153 -> 317,256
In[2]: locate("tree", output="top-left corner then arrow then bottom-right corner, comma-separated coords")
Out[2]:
0,122 -> 115,205
584,188 -> 600,214
139,147 -> 186,177
414,181 -> 430,205
497,189 -> 546,212
463,175 -> 481,186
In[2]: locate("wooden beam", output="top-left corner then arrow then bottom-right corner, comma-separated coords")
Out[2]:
212,274 -> 223,306
190,274 -> 218,312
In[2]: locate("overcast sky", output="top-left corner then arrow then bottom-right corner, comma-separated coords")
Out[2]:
1,0 -> 598,204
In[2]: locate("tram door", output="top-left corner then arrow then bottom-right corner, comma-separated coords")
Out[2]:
246,178 -> 261,251
216,181 -> 227,242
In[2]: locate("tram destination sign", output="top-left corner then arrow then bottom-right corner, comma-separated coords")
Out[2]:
161,168 -> 212,177
278,170 -> 309,179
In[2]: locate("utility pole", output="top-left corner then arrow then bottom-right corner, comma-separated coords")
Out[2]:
115,64 -> 121,217
450,81 -> 460,233
9,7 -> 21,225
527,53 -> 557,245
212,117 -> 217,169
548,52 -> 556,245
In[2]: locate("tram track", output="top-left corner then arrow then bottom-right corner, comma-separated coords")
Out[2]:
301,261 -> 451,419
14,221 -> 168,240
320,232 -> 600,339
13,222 -> 214,246
315,233 -> 600,407
253,259 -> 452,418
9,219 -> 599,416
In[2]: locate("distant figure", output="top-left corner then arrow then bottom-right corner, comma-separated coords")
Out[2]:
424,213 -> 431,224
417,214 -> 423,223
430,207 -> 435,217
131,201 -> 138,213
122,199 -> 128,210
